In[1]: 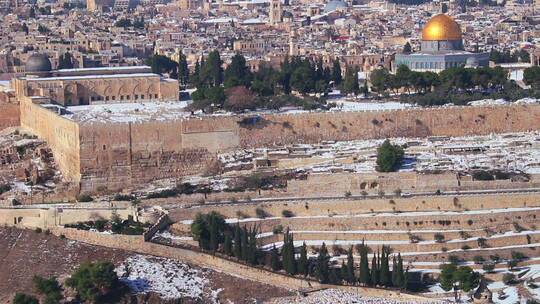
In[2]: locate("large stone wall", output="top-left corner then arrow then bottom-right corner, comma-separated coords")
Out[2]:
19,99 -> 81,183
77,104 -> 540,191
236,104 -> 540,147
17,102 -> 540,192
0,102 -> 20,130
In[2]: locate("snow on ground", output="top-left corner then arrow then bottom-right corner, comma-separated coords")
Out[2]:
270,288 -> 442,304
331,100 -> 416,112
217,131 -> 540,176
115,255 -> 219,302
492,286 -> 519,304
64,101 -> 191,123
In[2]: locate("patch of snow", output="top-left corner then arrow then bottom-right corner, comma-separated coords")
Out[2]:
115,255 -> 217,302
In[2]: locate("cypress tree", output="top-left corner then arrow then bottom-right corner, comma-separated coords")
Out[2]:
233,224 -> 242,259
241,226 -> 249,261
332,59 -> 342,86
282,228 -> 296,275
379,247 -> 391,287
396,253 -> 405,288
346,246 -> 355,284
340,260 -> 348,283
271,244 -> 281,271
223,234 -> 232,256
403,268 -> 409,290
358,241 -> 370,285
391,255 -> 398,287
371,252 -> 379,286
329,267 -> 341,285
248,226 -> 258,265
316,242 -> 330,283
281,228 -> 290,273
298,242 -> 308,276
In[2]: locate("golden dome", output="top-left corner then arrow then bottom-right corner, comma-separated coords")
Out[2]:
422,14 -> 462,41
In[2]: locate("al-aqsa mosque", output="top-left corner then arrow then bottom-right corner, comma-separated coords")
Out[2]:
394,14 -> 489,73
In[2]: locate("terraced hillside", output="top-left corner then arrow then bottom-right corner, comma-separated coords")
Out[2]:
170,192 -> 540,271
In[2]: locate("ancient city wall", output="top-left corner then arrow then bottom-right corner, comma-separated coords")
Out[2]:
235,104 -> 540,147
19,99 -> 81,183
0,102 -> 20,130
0,206 -> 134,228
21,103 -> 540,192
78,119 -> 228,192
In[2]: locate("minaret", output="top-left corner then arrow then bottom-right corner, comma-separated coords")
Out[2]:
269,0 -> 282,25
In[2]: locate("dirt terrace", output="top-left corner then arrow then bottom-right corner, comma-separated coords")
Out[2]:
0,227 -> 291,303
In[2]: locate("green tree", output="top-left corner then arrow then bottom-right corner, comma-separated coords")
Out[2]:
224,53 -> 252,88
65,261 -> 122,303
200,50 -> 223,87
177,51 -> 189,87
346,247 -> 356,284
271,244 -> 281,271
370,252 -> 379,286
146,54 -> 178,76
223,234 -> 232,256
233,224 -> 242,259
290,65 -> 315,94
298,242 -> 308,276
376,140 -> 405,172
315,242 -> 330,283
358,242 -> 370,285
33,275 -> 63,304
58,52 -> 74,70
370,68 -> 391,93
403,42 -> 412,53
340,261 -> 348,284
524,66 -> 540,87
13,293 -> 39,304
379,247 -> 391,287
331,59 -> 342,86
342,66 -> 360,95
440,264 -> 480,301
190,211 -> 227,251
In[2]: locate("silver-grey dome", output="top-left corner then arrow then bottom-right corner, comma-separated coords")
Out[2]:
25,54 -> 52,74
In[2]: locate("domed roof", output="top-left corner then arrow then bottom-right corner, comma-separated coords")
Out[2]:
25,53 -> 52,74
422,14 -> 462,41
324,0 -> 347,13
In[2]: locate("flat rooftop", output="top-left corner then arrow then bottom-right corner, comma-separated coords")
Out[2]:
23,73 -> 160,82
61,101 -> 191,124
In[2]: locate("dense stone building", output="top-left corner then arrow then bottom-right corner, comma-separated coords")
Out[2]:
394,14 -> 489,73
12,54 -> 179,106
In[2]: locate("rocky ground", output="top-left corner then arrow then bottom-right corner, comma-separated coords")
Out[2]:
0,227 -> 291,303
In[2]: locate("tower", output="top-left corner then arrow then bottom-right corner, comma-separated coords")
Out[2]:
269,0 -> 282,25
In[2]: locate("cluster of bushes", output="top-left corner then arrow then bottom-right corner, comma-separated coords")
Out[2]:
376,140 -> 405,172
14,261 -> 126,304
64,215 -> 148,235
146,182 -> 198,199
371,65 -> 540,106
76,194 -> 93,202
0,183 -> 11,195
188,52 -> 347,113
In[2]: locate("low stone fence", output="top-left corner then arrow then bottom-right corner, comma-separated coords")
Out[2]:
142,213 -> 171,241
49,227 -> 428,301
170,193 -> 540,222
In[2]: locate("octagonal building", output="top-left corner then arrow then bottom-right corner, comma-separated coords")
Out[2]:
394,14 -> 489,73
